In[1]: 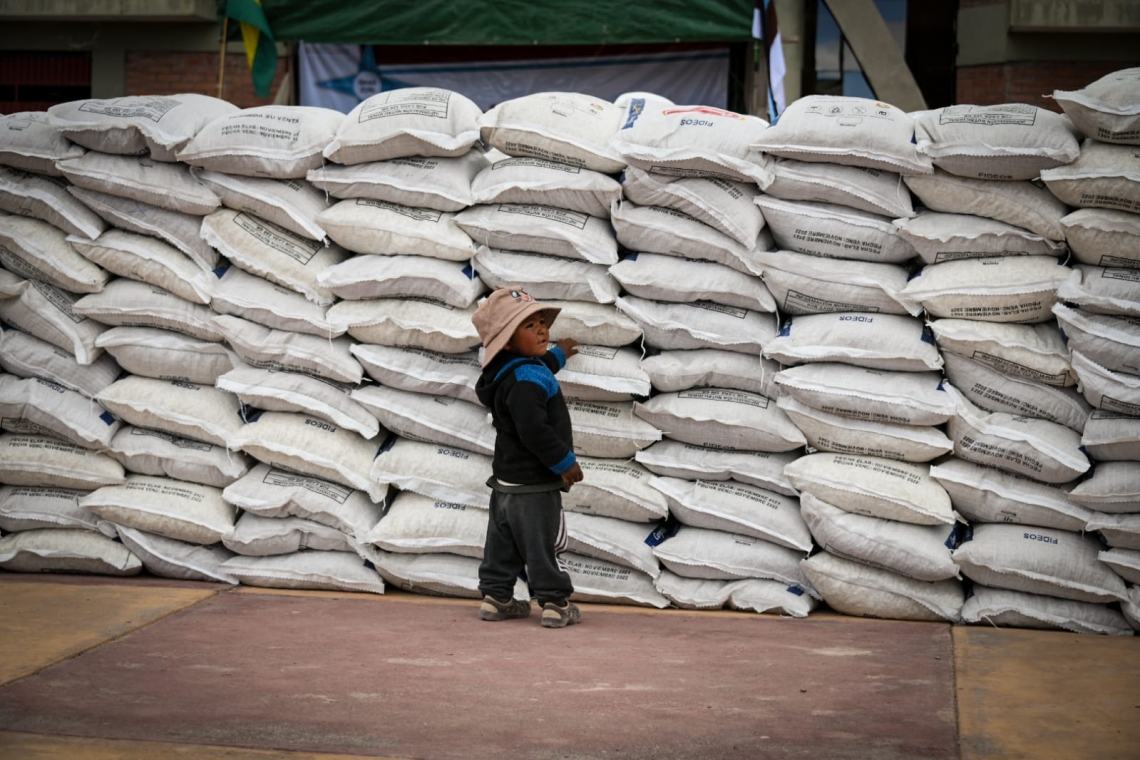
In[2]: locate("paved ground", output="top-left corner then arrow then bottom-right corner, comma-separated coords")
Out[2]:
0,573 -> 1137,759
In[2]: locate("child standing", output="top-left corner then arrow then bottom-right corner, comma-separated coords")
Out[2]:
471,286 -> 584,628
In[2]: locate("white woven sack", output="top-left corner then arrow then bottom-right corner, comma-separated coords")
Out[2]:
200,209 -> 347,305
635,440 -> 798,496
561,552 -> 670,608
649,476 -> 811,551
56,153 -> 220,215
0,527 -> 141,575
609,252 -> 775,312
1057,265 -> 1140,318
94,326 -> 235,384
776,395 -> 953,463
564,511 -> 663,578
0,166 -> 105,239
620,166 -> 763,247
763,312 -> 943,371
69,230 -> 209,305
229,411 -> 388,502
801,492 -> 959,582
764,158 -> 915,218
176,106 -> 343,178
614,92 -> 674,109
0,111 -> 84,176
913,104 -> 1080,180
961,585 -> 1134,636
651,524 -> 813,587
784,453 -> 955,525
0,215 -> 108,293
1099,547 -> 1140,584
929,318 -> 1075,386
640,349 -> 780,399
904,170 -> 1068,240
96,375 -> 244,447
211,314 -> 363,384
616,295 -> 777,355
473,247 -> 618,304
1054,303 -> 1140,375
471,156 -> 620,217
455,203 -> 617,265
941,351 -> 1091,433
1040,139 -> 1140,213
318,255 -> 485,307
365,491 -> 486,558
221,550 -> 385,594
634,388 -> 805,453
544,299 -> 643,347
47,94 -> 238,161
651,571 -> 732,610
610,200 -> 771,275
0,484 -> 99,532
610,102 -> 772,185
944,382 -> 1091,484
0,433 -> 124,489
558,345 -> 652,402
111,524 -> 237,583
195,170 -> 330,240
774,364 -> 953,426
0,375 -> 119,449
566,399 -> 661,458
327,298 -> 480,354
901,255 -> 1069,323
224,512 -> 355,556
953,522 -> 1128,603
216,365 -> 379,439
318,199 -> 477,262
1069,461 -> 1140,514
309,152 -> 485,213
200,265 -> 341,338
894,211 -> 1068,265
929,458 -> 1091,532
1082,410 -> 1140,462
73,280 -> 223,342
68,187 -> 218,270
106,425 -> 250,488
0,270 -> 106,364
356,544 -> 517,599
801,551 -> 964,622
753,197 -> 917,264
352,345 -> 479,404
324,87 -> 482,165
752,248 -> 916,316
370,436 -> 491,509
751,95 -> 932,175
0,326 -> 120,398
351,385 -> 494,455
223,462 -> 384,539
562,456 -> 669,522
479,92 -> 626,173
1053,67 -> 1140,145
1064,209 -> 1140,269
80,475 -> 234,545
1086,512 -> 1140,551
1071,350 -> 1140,416
727,578 -> 819,616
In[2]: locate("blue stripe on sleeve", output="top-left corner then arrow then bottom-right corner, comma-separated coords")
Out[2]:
550,451 -> 577,474
548,345 -> 566,369
513,363 -> 559,400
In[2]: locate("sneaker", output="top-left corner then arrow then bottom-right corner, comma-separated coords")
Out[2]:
479,595 -> 531,621
541,601 -> 581,629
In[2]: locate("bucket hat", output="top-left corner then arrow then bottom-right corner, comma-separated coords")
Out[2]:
472,286 -> 561,367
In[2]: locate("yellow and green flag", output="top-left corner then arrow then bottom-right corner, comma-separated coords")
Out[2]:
225,0 -> 277,98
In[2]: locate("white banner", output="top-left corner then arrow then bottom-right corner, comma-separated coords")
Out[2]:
299,44 -> 730,113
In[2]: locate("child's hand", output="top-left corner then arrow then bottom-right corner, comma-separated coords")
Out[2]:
561,462 -> 584,490
556,338 -> 580,358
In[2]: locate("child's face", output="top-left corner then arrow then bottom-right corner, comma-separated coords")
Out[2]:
507,312 -> 549,358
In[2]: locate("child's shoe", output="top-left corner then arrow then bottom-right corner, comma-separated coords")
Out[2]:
480,595 -> 531,621
541,600 -> 581,628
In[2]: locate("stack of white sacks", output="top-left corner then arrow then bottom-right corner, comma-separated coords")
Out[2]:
0,68 -> 1138,633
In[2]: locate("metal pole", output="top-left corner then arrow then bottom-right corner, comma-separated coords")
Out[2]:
217,16 -> 229,100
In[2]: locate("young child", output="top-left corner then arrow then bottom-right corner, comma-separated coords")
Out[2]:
471,286 -> 584,628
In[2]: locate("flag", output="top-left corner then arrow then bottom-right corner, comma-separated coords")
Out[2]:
225,0 -> 277,98
753,0 -> 787,121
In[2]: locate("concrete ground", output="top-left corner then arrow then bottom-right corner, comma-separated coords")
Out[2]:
0,574 -> 1137,760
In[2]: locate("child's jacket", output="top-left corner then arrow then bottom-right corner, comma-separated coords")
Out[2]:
476,346 -> 576,490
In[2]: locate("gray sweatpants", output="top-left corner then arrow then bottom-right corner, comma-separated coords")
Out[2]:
478,488 -> 573,607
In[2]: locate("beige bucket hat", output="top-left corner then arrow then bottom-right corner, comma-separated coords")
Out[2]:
472,286 -> 561,368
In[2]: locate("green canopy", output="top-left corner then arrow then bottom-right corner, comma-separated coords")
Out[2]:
245,0 -> 754,45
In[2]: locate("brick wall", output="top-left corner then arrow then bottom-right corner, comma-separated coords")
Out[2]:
125,51 -> 289,108
956,61 -> 1131,110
